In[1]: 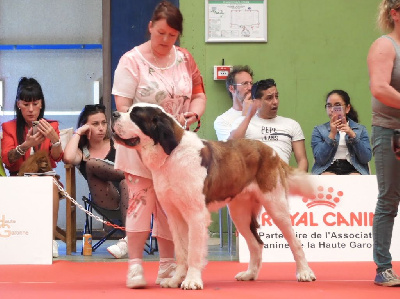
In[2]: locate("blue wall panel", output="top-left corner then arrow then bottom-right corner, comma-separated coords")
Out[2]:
111,0 -> 180,109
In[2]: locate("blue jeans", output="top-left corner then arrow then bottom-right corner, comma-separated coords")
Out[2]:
372,126 -> 400,273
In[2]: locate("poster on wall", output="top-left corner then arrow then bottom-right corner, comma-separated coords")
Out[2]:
238,175 -> 400,262
205,0 -> 267,43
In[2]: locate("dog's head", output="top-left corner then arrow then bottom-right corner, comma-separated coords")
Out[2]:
112,103 -> 184,155
18,150 -> 52,176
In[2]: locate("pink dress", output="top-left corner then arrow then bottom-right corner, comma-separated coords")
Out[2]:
112,45 -> 203,237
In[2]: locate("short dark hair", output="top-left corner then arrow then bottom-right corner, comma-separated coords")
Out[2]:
151,1 -> 183,35
251,79 -> 276,100
225,65 -> 254,99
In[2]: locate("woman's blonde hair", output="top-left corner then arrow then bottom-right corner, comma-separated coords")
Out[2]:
378,0 -> 400,32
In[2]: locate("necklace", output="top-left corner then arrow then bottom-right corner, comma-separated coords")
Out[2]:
151,43 -> 172,71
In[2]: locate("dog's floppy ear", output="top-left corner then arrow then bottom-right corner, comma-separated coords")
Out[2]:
153,115 -> 179,155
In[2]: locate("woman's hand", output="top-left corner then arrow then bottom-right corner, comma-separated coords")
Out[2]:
182,112 -> 199,128
337,121 -> 356,138
24,127 -> 46,148
36,119 -> 59,144
76,124 -> 91,139
328,115 -> 341,139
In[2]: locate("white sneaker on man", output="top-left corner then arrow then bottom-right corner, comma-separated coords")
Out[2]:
107,237 -> 128,258
126,264 -> 147,288
52,240 -> 59,258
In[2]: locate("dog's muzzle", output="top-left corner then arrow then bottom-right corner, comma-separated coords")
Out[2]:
111,110 -> 141,147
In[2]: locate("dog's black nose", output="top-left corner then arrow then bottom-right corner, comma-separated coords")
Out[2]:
112,111 -> 120,119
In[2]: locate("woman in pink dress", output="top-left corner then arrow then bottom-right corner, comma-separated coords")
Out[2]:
112,1 -> 206,288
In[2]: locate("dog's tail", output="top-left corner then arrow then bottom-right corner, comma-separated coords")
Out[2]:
281,161 -> 315,198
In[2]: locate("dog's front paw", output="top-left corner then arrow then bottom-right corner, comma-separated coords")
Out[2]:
159,277 -> 181,288
181,278 -> 203,290
296,267 -> 316,282
160,269 -> 186,289
235,270 -> 257,281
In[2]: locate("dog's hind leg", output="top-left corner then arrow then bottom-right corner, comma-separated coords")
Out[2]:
264,191 -> 316,282
228,199 -> 263,281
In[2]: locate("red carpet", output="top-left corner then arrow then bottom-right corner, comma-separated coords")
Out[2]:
1,261 -> 399,299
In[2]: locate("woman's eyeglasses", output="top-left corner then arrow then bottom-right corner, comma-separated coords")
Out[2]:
325,103 -> 344,109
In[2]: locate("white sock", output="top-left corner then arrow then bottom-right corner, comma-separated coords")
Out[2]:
159,258 -> 175,271
128,258 -> 142,267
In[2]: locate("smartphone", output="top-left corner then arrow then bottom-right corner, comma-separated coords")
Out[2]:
32,121 -> 39,135
332,106 -> 345,121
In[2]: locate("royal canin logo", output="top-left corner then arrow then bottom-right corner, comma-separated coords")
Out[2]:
302,186 -> 344,209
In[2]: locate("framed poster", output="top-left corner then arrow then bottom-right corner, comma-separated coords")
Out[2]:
205,0 -> 267,43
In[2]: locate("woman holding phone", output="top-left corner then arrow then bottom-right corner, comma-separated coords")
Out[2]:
311,89 -> 372,175
1,77 -> 63,257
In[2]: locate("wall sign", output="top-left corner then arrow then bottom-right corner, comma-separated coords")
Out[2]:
205,0 -> 267,43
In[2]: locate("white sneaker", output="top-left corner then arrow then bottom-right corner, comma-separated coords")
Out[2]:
52,240 -> 59,258
107,237 -> 128,258
126,264 -> 147,288
155,262 -> 176,284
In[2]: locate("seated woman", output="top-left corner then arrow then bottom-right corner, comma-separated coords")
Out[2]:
311,89 -> 372,175
63,104 -> 129,258
1,77 -> 63,257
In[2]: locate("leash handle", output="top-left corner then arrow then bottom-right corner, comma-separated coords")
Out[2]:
184,112 -> 201,132
192,113 -> 201,132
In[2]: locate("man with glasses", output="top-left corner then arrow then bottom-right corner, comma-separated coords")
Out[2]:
214,65 -> 254,141
229,79 -> 308,172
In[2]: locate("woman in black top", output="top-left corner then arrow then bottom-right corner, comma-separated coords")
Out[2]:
63,104 -> 129,258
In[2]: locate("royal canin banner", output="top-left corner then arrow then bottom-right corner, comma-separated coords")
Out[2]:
239,175 -> 400,262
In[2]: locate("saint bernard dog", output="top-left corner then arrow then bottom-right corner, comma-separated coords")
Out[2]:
112,103 -> 316,290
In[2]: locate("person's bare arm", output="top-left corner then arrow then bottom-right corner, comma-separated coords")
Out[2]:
115,95 -> 133,112
292,140 -> 308,172
228,100 -> 257,140
368,37 -> 400,108
63,125 -> 90,165
181,93 -> 207,127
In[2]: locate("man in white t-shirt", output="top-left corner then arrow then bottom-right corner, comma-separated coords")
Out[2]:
229,79 -> 309,172
214,65 -> 254,141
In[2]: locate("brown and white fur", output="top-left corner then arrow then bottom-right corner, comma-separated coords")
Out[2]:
112,103 -> 316,290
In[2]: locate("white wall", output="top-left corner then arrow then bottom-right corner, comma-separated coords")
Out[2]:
0,0 -> 104,231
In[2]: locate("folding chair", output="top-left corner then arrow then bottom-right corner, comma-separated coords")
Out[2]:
82,194 -> 123,252
82,195 -> 158,254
